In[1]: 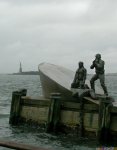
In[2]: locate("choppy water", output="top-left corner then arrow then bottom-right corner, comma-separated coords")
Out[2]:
0,74 -> 116,150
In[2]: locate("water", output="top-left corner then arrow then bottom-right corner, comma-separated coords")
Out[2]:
0,74 -> 116,150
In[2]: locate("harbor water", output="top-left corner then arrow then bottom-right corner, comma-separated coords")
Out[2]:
0,74 -> 116,150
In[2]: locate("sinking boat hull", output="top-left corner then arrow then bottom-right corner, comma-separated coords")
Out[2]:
39,63 -> 76,100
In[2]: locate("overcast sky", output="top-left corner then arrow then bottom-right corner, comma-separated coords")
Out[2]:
0,0 -> 117,73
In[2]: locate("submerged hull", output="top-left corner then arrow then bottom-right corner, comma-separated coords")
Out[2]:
38,63 -> 103,100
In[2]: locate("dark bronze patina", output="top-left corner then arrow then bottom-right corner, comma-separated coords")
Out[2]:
90,54 -> 108,96
71,61 -> 87,89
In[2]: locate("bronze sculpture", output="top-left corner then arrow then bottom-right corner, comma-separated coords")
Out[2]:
71,62 -> 87,89
90,54 -> 108,96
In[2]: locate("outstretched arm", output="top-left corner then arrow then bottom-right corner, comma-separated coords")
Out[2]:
90,60 -> 95,69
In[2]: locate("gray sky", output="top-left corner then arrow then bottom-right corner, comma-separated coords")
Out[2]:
0,0 -> 117,73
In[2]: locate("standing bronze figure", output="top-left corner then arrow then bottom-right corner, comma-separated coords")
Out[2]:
71,62 -> 87,89
90,54 -> 108,96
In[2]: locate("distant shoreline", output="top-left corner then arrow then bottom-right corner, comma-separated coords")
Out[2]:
12,71 -> 39,75
106,73 -> 117,76
88,73 -> 117,76
1,72 -> 117,76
